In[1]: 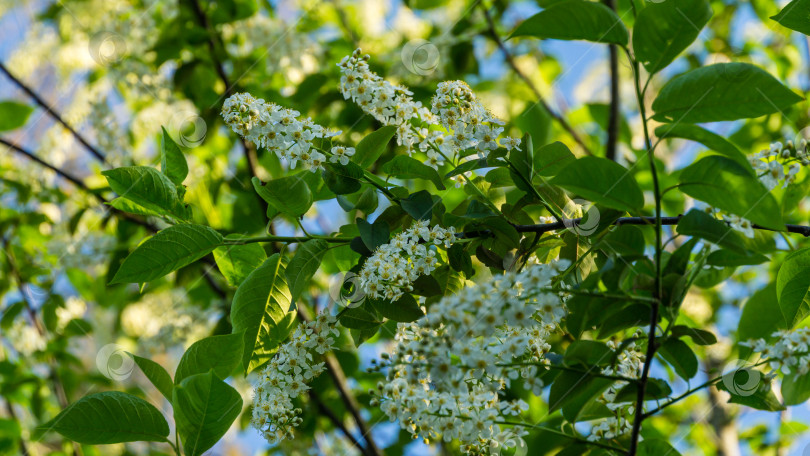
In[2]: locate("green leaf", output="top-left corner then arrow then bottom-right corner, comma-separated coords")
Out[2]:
533,141 -> 576,177
382,155 -> 446,190
671,325 -> 717,346
252,175 -> 312,217
738,283 -> 786,348
678,156 -> 784,230
658,338 -> 698,380
339,307 -> 382,330
563,340 -> 613,367
653,123 -> 750,170
614,378 -> 672,403
175,333 -> 244,384
401,190 -> 437,221
716,374 -> 785,411
110,224 -> 223,284
231,254 -> 296,373
550,156 -> 644,213
772,0 -> 810,35
0,101 -> 33,131
652,63 -> 804,123
286,239 -> 328,301
213,242 -> 267,287
108,197 -> 165,218
354,125 -> 397,167
132,355 -> 174,401
777,247 -> 810,327
633,0 -> 712,73
102,166 -> 189,219
173,371 -> 243,456
370,294 -> 424,322
782,373 -> 810,405
357,218 -> 390,252
38,392 -> 169,444
510,0 -> 628,45
639,439 -> 682,456
675,209 -> 748,254
323,162 -> 364,195
706,249 -> 768,267
160,126 -> 188,186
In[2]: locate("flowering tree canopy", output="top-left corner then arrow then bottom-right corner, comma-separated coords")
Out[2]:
5,0 -> 810,455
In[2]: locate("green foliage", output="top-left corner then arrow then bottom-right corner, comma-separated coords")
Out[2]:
102,166 -> 191,220
652,63 -> 804,123
173,371 -> 243,456
110,224 -> 224,284
777,247 -> 810,327
38,392 -> 170,444
0,101 -> 33,132
678,156 -> 783,230
231,254 -> 296,373
510,0 -> 628,45
9,1 -> 810,454
550,156 -> 644,212
633,0 -> 711,74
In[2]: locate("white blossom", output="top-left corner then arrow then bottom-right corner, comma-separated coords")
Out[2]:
371,260 -> 570,453
252,312 -> 340,445
222,93 -> 339,172
358,220 -> 456,301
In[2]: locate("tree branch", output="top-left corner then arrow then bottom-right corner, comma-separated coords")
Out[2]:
480,5 -> 594,156
309,390 -> 370,456
603,0 -> 620,161
186,0 -> 266,213
297,305 -> 383,456
0,62 -> 108,165
462,216 -> 810,238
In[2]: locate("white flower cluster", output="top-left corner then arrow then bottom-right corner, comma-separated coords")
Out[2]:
222,92 -> 340,172
252,312 -> 339,445
588,339 -> 644,442
358,220 -> 457,301
431,80 -> 519,158
338,49 -> 519,170
370,260 -> 570,454
745,327 -> 810,375
750,140 -> 805,190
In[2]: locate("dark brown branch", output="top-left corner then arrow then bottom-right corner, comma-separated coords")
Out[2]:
460,216 -> 810,238
0,137 -> 98,195
480,5 -> 594,156
186,0 -> 268,220
0,62 -> 107,164
603,0 -> 620,161
298,306 -> 383,456
309,390 -> 370,456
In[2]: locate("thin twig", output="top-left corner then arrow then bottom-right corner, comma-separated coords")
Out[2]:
0,62 -> 108,164
480,5 -> 594,156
